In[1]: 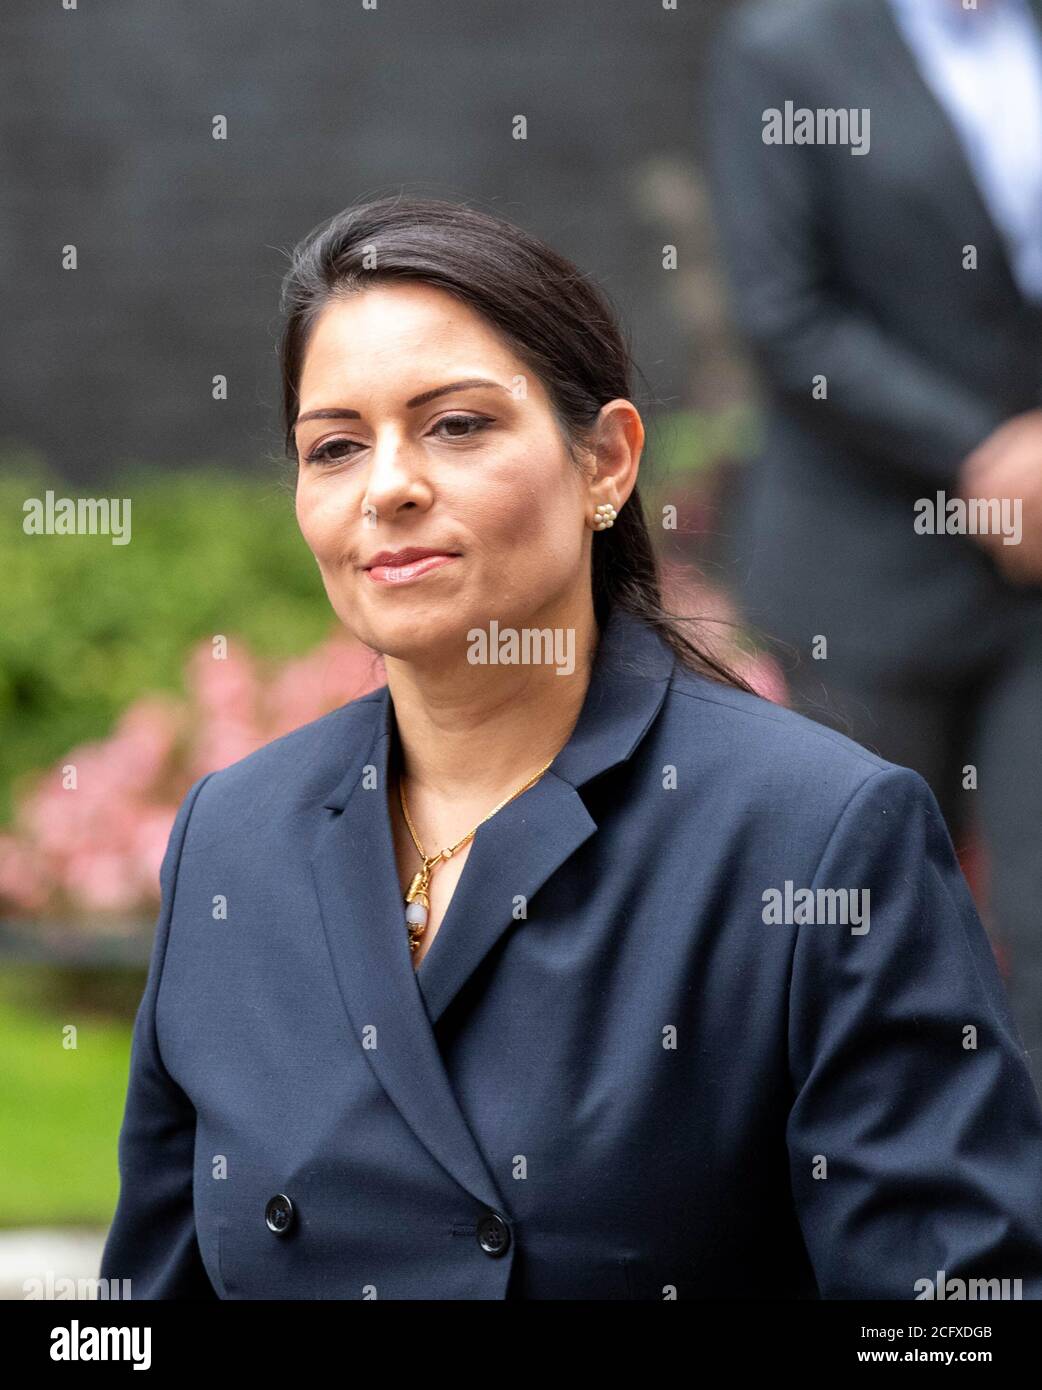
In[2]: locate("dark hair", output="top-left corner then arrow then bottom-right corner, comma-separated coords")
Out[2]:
277,195 -> 757,694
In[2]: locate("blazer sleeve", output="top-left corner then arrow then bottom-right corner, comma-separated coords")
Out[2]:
703,13 -> 1006,486
786,765 -> 1042,1299
99,771 -> 218,1299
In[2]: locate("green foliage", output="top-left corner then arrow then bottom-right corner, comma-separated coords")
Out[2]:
0,454 -> 331,823
645,403 -> 759,480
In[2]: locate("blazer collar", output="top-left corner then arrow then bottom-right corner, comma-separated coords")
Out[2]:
320,603 -> 676,811
308,605 -> 675,1215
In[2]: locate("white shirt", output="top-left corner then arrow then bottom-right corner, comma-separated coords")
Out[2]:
888,0 -> 1042,302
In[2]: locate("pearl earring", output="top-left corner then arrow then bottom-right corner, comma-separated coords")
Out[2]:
592,503 -> 617,530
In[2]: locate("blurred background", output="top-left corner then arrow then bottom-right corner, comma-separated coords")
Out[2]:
3,0 -> 769,1298
5,0 -> 1039,1298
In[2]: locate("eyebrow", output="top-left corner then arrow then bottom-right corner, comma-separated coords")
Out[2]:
294,379 -> 509,434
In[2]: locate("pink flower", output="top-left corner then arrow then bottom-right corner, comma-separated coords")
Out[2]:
62,849 -> 141,914
132,806 -> 178,893
187,642 -> 262,722
0,834 -> 48,914
264,637 -> 382,737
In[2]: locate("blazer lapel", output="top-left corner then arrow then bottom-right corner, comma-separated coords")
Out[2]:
308,606 -> 675,1211
310,706 -> 507,1213
416,605 -> 675,1023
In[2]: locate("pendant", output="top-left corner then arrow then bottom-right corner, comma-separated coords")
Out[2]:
404,869 -> 431,952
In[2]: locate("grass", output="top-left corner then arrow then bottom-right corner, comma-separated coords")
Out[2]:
0,967 -> 139,1227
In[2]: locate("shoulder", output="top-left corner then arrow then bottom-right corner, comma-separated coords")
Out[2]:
651,665 -> 952,893
175,686 -> 385,849
666,664 -> 887,772
660,664 -> 930,828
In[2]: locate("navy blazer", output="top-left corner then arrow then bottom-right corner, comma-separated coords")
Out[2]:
100,605 -> 1042,1299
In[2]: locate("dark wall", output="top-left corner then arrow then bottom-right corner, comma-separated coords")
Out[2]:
3,0 -> 735,484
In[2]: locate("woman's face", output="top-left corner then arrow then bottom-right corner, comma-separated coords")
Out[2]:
293,281 -> 627,665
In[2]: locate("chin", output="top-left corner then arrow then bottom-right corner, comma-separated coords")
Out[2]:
358,610 -> 473,666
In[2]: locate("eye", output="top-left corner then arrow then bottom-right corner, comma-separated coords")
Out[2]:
304,438 -> 358,465
430,413 -> 492,440
303,413 -> 492,466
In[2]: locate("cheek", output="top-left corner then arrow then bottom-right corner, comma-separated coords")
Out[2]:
293,486 -> 313,551
462,453 -> 579,556
295,479 -> 347,566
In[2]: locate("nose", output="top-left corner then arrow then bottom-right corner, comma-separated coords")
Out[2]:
362,427 -> 432,525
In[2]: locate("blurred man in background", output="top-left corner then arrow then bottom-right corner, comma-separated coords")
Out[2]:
705,0 -> 1042,1093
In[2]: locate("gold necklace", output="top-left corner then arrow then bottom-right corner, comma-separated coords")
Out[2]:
399,754 -> 557,954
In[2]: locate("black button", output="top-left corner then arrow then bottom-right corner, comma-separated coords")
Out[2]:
476,1211 -> 511,1257
265,1193 -> 295,1235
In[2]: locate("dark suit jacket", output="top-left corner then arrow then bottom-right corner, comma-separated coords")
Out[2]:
98,605 -> 1042,1299
705,0 -> 1042,679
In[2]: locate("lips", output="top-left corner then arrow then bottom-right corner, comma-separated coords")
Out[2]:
363,549 -> 461,586
363,546 -> 459,569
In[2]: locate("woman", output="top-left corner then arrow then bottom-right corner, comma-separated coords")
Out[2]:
100,197 -> 1042,1300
